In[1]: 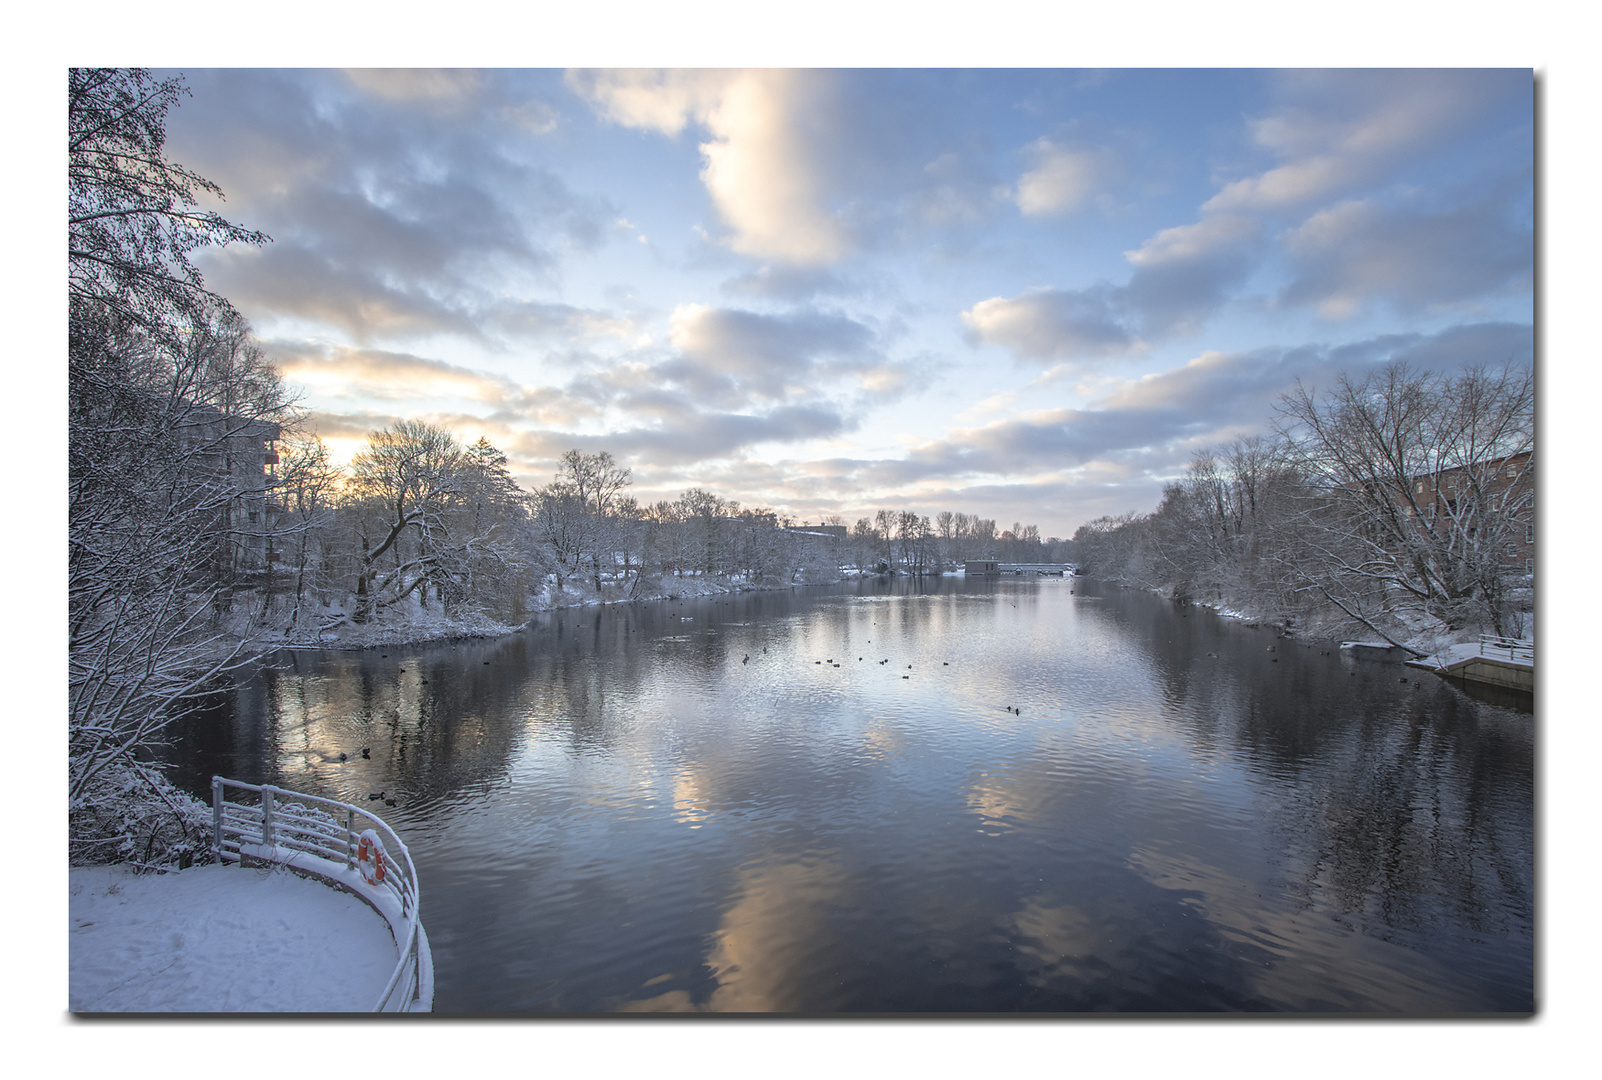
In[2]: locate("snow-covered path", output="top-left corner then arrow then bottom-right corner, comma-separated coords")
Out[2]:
69,864 -> 399,1012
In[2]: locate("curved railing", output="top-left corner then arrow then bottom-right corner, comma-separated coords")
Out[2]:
210,776 -> 432,1012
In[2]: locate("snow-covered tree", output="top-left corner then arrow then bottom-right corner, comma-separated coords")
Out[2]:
69,69 -> 267,348
336,422 -> 530,623
69,69 -> 282,869
69,304 -> 293,868
1276,360 -> 1534,640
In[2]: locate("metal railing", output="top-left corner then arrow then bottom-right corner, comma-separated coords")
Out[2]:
1478,634 -> 1535,664
210,776 -> 428,1012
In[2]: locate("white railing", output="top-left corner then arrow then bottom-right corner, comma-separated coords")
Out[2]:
210,776 -> 430,1012
1478,634 -> 1535,664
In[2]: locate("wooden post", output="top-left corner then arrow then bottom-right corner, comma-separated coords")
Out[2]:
262,786 -> 275,847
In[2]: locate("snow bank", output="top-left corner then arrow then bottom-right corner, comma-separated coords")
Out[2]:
277,609 -> 521,651
266,569 -> 863,654
69,864 -> 399,1012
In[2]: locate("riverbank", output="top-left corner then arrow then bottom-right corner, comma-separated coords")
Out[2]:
1125,580 -> 1534,659
69,863 -> 399,1012
270,569 -> 867,652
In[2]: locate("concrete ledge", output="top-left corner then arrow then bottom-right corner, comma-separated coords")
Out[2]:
1440,655 -> 1534,693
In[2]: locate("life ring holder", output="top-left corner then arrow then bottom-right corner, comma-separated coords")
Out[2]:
356,829 -> 387,886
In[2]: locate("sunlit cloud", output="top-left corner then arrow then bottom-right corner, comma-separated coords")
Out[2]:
1014,139 -> 1114,216
270,342 -> 517,405
341,68 -> 484,105
571,68 -> 850,265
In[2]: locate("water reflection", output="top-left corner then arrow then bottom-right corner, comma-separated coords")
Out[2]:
173,576 -> 1533,1012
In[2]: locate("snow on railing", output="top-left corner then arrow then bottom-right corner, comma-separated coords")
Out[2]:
210,777 -> 430,1012
1478,634 -> 1535,664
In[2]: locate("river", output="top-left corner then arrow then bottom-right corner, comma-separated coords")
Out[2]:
169,575 -> 1534,1012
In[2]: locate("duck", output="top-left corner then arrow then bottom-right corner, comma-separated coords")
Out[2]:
368,791 -> 385,801
361,748 -> 371,759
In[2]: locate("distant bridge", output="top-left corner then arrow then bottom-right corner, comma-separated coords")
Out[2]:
965,561 -> 1076,576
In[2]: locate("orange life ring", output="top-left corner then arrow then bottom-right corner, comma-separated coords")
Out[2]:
356,829 -> 387,886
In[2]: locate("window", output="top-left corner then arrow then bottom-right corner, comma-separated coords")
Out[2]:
1416,481 -> 1425,493
1526,524 -> 1534,544
1526,559 -> 1534,575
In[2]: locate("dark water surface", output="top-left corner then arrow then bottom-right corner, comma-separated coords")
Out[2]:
171,576 -> 1534,1012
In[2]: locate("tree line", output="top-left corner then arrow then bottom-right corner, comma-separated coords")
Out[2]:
1072,360 -> 1534,648
269,426 -> 1069,627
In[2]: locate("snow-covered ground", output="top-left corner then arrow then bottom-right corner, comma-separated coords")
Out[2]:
69,863 -> 399,1012
264,571 -> 867,652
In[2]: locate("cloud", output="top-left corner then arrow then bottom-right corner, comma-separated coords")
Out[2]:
1204,70 -> 1524,214
563,69 -> 731,137
484,300 -> 641,342
269,342 -> 517,405
1014,139 -> 1113,216
1122,215 -> 1263,336
1279,196 -> 1534,319
915,150 -> 1008,226
906,322 -> 1533,494
665,304 -> 898,406
341,69 -> 483,106
510,403 -> 851,468
500,100 -> 560,135
696,71 -> 851,265
165,70 -> 608,345
719,265 -> 852,301
207,245 -> 482,341
569,69 -> 1030,267
963,217 -> 1262,360
571,68 -> 849,265
433,302 -> 918,474
962,288 -> 1138,362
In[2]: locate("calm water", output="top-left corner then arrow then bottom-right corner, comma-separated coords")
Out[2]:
170,576 -> 1535,1013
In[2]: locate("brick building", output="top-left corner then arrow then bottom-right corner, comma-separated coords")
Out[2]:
1401,450 -> 1534,577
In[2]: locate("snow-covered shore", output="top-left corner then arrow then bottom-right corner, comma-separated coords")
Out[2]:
69,863 -> 400,1012
269,569 -> 866,652
1123,580 -> 1534,658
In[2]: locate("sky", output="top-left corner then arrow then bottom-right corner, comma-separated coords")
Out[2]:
154,68 -> 1534,538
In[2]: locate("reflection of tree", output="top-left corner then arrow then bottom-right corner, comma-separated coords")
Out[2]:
1100,585 -> 1532,945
